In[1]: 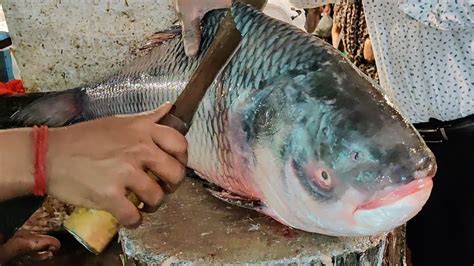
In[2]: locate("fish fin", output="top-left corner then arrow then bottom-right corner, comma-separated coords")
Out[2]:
0,93 -> 48,128
203,183 -> 265,211
11,88 -> 86,127
137,26 -> 182,55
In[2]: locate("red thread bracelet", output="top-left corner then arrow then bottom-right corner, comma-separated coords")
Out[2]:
33,125 -> 48,196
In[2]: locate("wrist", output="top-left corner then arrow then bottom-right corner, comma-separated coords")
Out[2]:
45,127 -> 66,196
32,126 -> 49,196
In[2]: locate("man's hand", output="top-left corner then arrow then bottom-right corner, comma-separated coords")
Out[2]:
0,230 -> 60,264
47,103 -> 188,228
174,0 -> 231,57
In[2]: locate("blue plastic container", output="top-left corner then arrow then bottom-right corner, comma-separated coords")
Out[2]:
0,31 -> 15,82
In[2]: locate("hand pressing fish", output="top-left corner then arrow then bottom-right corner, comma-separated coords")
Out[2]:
8,2 -> 436,237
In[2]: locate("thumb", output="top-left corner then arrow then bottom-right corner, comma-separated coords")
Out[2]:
174,0 -> 201,57
143,102 -> 173,122
181,16 -> 202,57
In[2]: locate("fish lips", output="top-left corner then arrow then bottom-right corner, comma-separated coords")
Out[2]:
350,177 -> 434,235
356,176 -> 434,211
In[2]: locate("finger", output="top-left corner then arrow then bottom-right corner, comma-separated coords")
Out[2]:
0,233 -> 60,263
144,147 -> 186,193
18,234 -> 60,253
125,171 -> 165,213
28,235 -> 61,252
141,102 -> 173,122
151,125 -> 188,165
182,16 -> 201,57
30,251 -> 53,261
116,102 -> 173,120
108,197 -> 142,229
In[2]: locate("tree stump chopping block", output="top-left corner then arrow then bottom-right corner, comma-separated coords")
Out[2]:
120,178 -> 406,265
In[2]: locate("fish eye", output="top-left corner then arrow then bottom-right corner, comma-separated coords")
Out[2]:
291,159 -> 335,198
321,171 -> 329,180
314,170 -> 332,191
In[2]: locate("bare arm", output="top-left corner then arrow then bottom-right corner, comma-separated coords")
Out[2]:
0,103 -> 188,227
0,128 -> 35,201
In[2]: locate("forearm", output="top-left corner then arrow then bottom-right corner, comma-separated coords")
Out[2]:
0,128 -> 35,201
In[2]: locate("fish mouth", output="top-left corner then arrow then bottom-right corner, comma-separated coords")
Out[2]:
356,177 -> 434,211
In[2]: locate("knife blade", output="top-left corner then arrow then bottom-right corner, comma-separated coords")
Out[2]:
159,0 -> 268,134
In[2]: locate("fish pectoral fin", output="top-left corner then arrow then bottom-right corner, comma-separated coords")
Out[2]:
11,88 -> 85,127
137,26 -> 182,54
204,183 -> 265,211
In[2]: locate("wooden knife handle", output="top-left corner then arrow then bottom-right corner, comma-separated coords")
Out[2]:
158,113 -> 189,135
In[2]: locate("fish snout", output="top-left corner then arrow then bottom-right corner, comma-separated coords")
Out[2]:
379,149 -> 437,186
356,151 -> 436,212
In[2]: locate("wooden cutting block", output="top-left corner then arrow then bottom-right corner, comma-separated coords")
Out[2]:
120,178 -> 406,265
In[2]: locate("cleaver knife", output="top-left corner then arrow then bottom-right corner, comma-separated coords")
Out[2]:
62,0 -> 268,255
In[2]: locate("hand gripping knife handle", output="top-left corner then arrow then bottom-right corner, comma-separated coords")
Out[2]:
62,0 -> 267,255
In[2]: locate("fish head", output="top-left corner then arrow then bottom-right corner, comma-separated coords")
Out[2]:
249,61 -> 436,236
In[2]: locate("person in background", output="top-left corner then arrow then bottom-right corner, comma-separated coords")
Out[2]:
311,4 -> 334,43
331,0 -> 378,82
186,0 -> 474,265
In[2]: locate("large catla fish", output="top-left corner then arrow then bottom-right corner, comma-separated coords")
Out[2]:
8,2 -> 436,236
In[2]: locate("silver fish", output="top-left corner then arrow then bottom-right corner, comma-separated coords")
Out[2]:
12,2 -> 436,236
